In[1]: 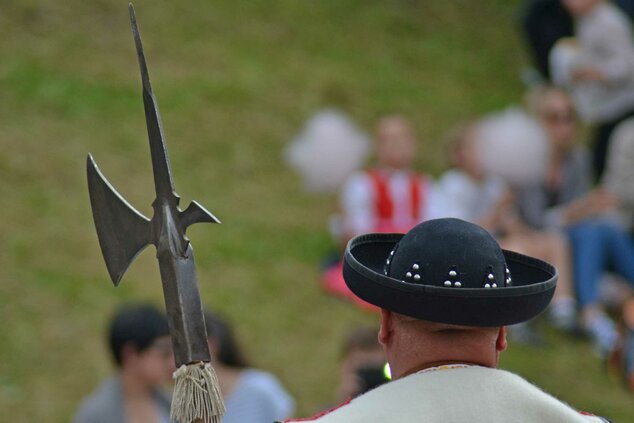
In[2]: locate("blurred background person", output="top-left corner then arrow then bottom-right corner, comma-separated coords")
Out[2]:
73,304 -> 174,423
439,120 -> 576,336
556,0 -> 634,180
322,115 -> 446,309
204,310 -> 294,423
335,326 -> 389,403
336,115 -> 444,242
519,0 -> 574,81
519,85 -> 634,356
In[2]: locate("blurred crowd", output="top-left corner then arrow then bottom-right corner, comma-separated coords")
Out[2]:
287,0 -> 634,397
74,305 -> 295,423
74,305 -> 389,423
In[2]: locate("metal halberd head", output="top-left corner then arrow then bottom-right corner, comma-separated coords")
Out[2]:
88,4 -> 220,285
87,3 -> 220,367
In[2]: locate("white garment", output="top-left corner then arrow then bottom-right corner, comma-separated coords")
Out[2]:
571,2 -> 634,123
338,169 -> 446,238
437,170 -> 506,223
286,366 -> 606,422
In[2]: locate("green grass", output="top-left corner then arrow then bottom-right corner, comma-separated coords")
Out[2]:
0,0 -> 632,421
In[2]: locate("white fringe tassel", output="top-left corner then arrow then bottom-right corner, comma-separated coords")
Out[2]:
170,362 -> 225,423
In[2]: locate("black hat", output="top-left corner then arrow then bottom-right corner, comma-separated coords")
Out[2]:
342,218 -> 557,327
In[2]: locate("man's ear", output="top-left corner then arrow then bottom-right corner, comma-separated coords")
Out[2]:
378,309 -> 394,347
496,326 -> 508,352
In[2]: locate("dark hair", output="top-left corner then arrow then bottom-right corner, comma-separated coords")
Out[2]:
108,304 -> 169,367
204,310 -> 248,368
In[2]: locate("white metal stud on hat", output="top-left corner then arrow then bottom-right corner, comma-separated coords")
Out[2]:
413,274 -> 421,281
454,282 -> 462,287
406,272 -> 412,278
444,280 -> 451,286
412,264 -> 419,270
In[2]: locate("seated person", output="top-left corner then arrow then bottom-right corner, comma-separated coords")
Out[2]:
204,310 -> 295,423
324,115 -> 445,308
519,85 -> 634,356
439,121 -> 576,332
73,304 -> 174,423
337,115 -> 443,240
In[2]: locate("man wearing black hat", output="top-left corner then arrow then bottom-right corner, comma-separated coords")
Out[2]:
282,218 -> 609,422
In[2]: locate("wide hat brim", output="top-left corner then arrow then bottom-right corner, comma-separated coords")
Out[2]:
343,233 -> 557,327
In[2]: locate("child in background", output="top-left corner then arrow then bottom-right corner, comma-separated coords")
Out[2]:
337,115 -> 444,241
323,116 -> 445,309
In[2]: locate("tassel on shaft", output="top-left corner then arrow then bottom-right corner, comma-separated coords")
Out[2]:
170,362 -> 225,423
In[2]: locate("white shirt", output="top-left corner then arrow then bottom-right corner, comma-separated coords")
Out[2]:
338,169 -> 447,238
437,170 -> 507,223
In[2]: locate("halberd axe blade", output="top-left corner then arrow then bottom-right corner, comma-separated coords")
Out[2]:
87,3 -> 220,367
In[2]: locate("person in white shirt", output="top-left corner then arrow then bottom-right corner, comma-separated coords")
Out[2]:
323,115 -> 445,309
337,115 -> 445,243
204,310 -> 295,423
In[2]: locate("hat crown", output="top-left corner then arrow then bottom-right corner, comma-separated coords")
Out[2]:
387,219 -> 509,289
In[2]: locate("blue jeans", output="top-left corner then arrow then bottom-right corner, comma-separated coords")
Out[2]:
567,219 -> 634,307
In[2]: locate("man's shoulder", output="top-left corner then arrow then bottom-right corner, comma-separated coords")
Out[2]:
475,368 -> 612,423
276,398 -> 353,423
279,367 -> 611,422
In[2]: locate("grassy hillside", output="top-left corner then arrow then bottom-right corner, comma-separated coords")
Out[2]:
0,0 -> 632,421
